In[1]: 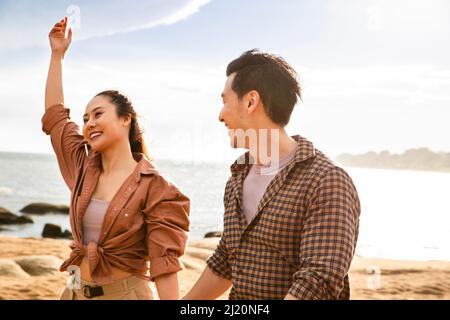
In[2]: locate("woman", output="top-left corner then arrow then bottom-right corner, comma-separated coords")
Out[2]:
44,17 -> 190,300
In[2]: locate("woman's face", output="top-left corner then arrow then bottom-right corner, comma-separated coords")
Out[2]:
82,95 -> 131,152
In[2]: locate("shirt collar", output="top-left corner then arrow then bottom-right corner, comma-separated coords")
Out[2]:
230,134 -> 316,175
87,148 -> 157,182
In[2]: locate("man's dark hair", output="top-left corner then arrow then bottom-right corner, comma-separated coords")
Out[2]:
226,49 -> 301,126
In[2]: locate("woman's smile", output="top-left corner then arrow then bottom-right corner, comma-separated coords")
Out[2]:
89,131 -> 103,143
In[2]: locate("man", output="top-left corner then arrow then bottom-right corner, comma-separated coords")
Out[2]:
184,50 -> 360,300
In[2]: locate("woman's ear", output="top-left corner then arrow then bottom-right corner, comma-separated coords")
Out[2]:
123,114 -> 132,127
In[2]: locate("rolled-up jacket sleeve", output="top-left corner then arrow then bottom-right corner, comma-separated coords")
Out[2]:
143,174 -> 190,281
288,167 -> 360,300
41,104 -> 86,191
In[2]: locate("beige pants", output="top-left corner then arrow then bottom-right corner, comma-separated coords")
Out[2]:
59,275 -> 155,300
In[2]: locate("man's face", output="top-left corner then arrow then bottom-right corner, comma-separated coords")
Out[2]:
218,73 -> 249,148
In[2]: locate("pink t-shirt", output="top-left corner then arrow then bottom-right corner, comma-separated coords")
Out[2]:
82,198 -> 109,246
242,148 -> 297,225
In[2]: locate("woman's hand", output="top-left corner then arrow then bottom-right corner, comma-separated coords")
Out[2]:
45,17 -> 70,110
49,17 -> 72,58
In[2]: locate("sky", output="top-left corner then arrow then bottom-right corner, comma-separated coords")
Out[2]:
0,0 -> 449,163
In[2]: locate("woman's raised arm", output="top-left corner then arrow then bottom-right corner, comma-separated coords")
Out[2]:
42,17 -> 86,191
45,17 -> 72,111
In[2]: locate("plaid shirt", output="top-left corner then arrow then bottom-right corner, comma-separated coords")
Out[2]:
207,135 -> 360,300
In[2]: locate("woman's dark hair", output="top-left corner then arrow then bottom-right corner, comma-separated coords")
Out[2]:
95,90 -> 151,160
226,49 -> 301,126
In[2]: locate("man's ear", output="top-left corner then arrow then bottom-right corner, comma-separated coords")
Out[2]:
246,90 -> 260,113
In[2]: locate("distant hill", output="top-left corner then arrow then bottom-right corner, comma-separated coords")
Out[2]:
336,148 -> 450,172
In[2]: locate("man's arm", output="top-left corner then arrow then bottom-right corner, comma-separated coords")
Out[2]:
183,235 -> 233,299
182,265 -> 232,300
287,167 -> 361,300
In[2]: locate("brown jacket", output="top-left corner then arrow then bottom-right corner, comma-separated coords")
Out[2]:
42,104 -> 190,285
207,135 -> 360,299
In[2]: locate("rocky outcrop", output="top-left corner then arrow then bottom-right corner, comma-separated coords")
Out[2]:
20,203 -> 69,215
42,224 -> 73,240
0,255 -> 62,278
0,259 -> 31,278
0,207 -> 34,225
204,231 -> 222,238
13,255 -> 62,276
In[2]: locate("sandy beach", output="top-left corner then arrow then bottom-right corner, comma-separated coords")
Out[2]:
0,235 -> 449,300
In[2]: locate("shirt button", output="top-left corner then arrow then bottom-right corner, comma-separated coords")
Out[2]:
125,213 -> 129,217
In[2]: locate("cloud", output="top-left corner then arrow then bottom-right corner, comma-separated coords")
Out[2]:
0,58 -> 237,162
364,0 -> 450,32
0,0 -> 212,49
296,64 -> 450,106
3,58 -> 450,160
119,0 -> 211,33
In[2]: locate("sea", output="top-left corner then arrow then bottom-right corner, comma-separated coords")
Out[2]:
1,151 -> 449,261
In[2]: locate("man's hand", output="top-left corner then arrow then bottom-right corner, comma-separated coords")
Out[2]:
182,266 -> 232,300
